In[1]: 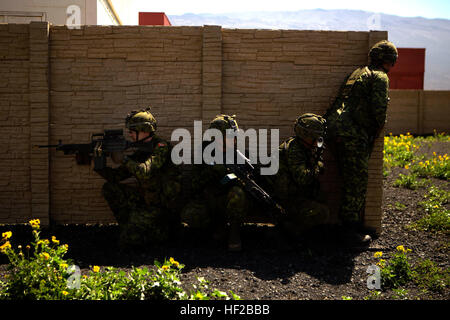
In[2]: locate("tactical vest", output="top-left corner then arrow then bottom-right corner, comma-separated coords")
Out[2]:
276,137 -> 318,200
326,66 -> 380,141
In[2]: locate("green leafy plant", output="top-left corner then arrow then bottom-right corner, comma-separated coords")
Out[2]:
394,202 -> 407,211
0,220 -> 240,301
411,186 -> 450,233
383,132 -> 449,181
186,276 -> 240,300
392,288 -> 408,300
383,133 -> 420,172
412,259 -> 449,293
411,153 -> 449,180
364,290 -> 382,300
72,259 -> 187,300
376,245 -> 413,289
393,173 -> 428,190
0,220 -> 72,300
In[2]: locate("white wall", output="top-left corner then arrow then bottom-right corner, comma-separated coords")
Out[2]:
0,0 -> 97,25
97,0 -> 118,25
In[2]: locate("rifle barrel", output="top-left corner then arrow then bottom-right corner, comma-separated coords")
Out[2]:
35,144 -> 60,148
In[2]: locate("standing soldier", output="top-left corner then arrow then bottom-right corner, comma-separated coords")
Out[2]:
324,40 -> 398,244
267,113 -> 329,238
181,115 -> 248,252
94,107 -> 182,249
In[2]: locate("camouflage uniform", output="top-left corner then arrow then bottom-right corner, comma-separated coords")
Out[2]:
181,152 -> 248,230
181,115 -> 248,250
267,113 -> 329,237
324,40 -> 398,226
95,108 -> 182,248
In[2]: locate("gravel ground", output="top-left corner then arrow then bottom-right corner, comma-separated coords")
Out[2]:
0,141 -> 448,301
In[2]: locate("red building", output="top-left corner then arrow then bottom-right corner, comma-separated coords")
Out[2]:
138,12 -> 171,26
389,48 -> 425,89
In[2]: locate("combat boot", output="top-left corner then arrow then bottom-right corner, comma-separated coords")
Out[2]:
339,222 -> 372,247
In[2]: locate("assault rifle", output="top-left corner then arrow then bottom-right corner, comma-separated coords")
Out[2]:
36,129 -> 153,170
223,149 -> 286,221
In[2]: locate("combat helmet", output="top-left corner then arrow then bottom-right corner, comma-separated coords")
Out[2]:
125,107 -> 157,133
209,114 -> 238,135
369,40 -> 398,66
294,113 -> 326,147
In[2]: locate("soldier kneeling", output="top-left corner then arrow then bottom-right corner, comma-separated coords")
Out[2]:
266,113 -> 330,238
94,107 -> 182,250
181,115 -> 249,252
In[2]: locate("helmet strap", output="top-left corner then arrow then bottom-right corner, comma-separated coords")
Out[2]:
135,131 -> 154,144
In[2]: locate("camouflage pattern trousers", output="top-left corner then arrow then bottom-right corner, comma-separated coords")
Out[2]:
181,185 -> 248,231
333,136 -> 370,225
277,197 -> 329,238
102,181 -> 170,248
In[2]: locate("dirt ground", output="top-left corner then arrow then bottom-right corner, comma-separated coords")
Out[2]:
0,141 -> 449,300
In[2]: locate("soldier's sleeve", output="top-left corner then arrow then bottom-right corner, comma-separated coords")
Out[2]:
94,165 -> 132,183
123,142 -> 170,180
370,71 -> 390,131
191,162 -> 225,194
287,142 -> 317,187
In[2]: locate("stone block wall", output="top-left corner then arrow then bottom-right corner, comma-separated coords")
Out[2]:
0,23 -> 32,224
386,90 -> 450,135
0,23 -> 392,233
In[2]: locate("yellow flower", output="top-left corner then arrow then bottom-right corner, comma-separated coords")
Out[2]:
396,245 -> 406,253
195,292 -> 204,299
40,252 -> 50,260
404,165 -> 409,170
2,231 -> 12,240
373,251 -> 383,258
37,239 -> 49,246
169,257 -> 179,267
51,236 -> 60,245
161,265 -> 170,271
376,259 -> 386,267
92,265 -> 100,273
29,219 -> 41,229
0,241 -> 11,253
60,263 -> 68,269
62,291 -> 69,296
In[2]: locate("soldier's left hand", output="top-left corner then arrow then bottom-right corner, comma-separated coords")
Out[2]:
316,161 -> 325,174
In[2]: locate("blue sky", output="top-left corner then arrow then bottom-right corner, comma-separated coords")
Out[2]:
115,0 -> 450,20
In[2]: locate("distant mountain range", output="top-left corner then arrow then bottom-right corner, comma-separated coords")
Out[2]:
168,9 -> 450,90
